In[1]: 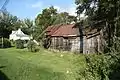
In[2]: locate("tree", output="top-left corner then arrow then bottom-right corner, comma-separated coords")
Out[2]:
53,12 -> 77,25
75,0 -> 120,47
35,6 -> 57,31
0,12 -> 21,38
75,0 -> 120,80
35,6 -> 77,40
21,18 -> 34,35
34,6 -> 57,40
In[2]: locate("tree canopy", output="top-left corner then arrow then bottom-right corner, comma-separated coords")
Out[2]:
0,12 -> 34,38
35,6 -> 57,31
75,0 -> 120,47
34,6 -> 76,40
0,12 -> 21,38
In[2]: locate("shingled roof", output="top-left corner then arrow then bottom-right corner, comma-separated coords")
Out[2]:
45,24 -> 80,37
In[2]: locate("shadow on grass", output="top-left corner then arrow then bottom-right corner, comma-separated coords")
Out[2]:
109,71 -> 120,80
0,66 -> 10,80
108,61 -> 120,80
108,65 -> 120,80
0,71 -> 10,80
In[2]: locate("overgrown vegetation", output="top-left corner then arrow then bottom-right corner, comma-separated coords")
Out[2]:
15,39 -> 24,49
75,0 -> 120,79
75,39 -> 120,80
0,38 -> 11,48
0,0 -> 120,80
27,40 -> 39,52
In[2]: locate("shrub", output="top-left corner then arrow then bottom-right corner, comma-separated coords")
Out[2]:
15,39 -> 24,49
85,55 -> 110,80
76,38 -> 120,80
27,40 -> 39,52
10,40 -> 16,47
0,38 -> 11,48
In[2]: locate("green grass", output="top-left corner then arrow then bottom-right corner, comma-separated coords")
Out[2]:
0,48 -> 85,80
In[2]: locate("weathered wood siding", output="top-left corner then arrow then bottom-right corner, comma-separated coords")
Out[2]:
49,32 -> 104,54
49,37 -> 80,52
71,37 -> 80,53
83,33 -> 104,54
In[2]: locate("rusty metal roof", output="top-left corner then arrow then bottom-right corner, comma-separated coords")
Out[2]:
46,24 -> 80,37
45,24 -> 101,37
46,24 -> 62,36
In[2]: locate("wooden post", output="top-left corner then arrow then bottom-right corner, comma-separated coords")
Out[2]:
2,37 -> 3,48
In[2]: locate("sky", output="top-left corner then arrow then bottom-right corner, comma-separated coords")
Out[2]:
0,0 -> 77,19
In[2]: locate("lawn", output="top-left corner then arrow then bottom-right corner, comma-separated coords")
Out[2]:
0,48 -> 85,80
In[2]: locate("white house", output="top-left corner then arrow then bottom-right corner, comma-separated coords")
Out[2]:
9,28 -> 32,41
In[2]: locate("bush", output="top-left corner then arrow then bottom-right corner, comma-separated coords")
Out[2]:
85,55 -> 110,80
27,40 -> 39,52
76,38 -> 120,80
0,38 -> 11,48
15,39 -> 24,49
10,40 -> 16,47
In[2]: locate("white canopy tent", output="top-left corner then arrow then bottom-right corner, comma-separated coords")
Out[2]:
9,28 -> 32,41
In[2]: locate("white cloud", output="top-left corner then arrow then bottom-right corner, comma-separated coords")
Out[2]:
54,6 -> 60,12
54,5 -> 88,20
67,6 -> 77,16
31,1 -> 43,8
54,5 -> 77,16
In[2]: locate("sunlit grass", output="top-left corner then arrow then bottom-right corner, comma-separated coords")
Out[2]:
0,48 -> 85,80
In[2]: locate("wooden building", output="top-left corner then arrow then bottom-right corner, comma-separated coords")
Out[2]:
44,24 -> 104,54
